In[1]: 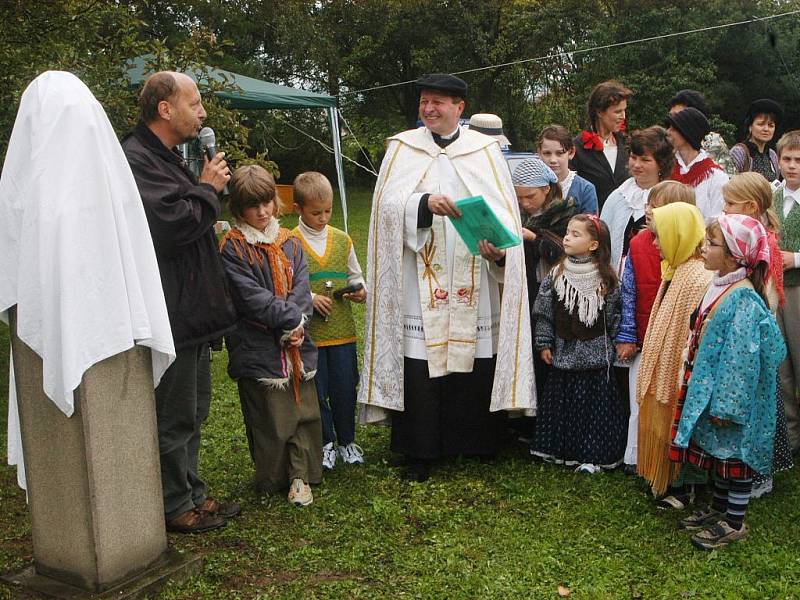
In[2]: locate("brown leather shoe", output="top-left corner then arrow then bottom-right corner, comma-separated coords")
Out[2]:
197,497 -> 242,519
166,508 -> 226,534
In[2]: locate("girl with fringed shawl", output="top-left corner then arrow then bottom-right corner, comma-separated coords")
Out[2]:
669,214 -> 785,550
531,214 -> 626,473
636,202 -> 712,501
219,165 -> 322,507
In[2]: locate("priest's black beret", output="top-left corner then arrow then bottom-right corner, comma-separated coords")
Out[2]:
415,73 -> 468,99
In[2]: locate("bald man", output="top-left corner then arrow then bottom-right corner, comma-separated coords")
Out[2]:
122,72 -> 238,533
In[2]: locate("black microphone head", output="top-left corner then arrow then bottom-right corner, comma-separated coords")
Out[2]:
198,126 -> 216,149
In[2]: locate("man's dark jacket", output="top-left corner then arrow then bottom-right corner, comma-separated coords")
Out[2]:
122,122 -> 236,350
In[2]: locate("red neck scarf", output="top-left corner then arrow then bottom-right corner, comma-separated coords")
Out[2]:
670,157 -> 721,187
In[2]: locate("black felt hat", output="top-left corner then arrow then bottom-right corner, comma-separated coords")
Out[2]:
415,73 -> 467,99
665,107 -> 709,151
746,98 -> 784,126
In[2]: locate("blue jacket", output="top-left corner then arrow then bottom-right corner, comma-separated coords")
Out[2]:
673,287 -> 786,474
565,174 -> 599,215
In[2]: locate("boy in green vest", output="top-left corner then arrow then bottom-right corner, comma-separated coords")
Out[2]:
774,130 -> 800,453
293,172 -> 366,470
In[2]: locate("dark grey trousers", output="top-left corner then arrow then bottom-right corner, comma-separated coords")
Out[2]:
154,344 -> 211,520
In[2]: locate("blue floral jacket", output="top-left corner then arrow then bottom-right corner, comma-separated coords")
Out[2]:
673,287 -> 786,475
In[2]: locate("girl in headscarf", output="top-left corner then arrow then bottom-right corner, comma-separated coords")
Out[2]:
636,202 -> 712,501
669,214 -> 785,550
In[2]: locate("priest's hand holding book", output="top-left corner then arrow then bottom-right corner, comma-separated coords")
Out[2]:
477,240 -> 506,262
427,194 -> 462,218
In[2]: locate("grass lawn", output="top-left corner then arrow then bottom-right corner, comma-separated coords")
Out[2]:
1,187 -> 800,599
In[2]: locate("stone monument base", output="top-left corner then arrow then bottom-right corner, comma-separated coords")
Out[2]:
1,548 -> 202,599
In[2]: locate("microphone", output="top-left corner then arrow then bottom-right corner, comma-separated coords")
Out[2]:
198,126 -> 228,194
198,127 -> 217,159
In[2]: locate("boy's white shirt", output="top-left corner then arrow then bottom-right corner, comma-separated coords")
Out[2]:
296,218 -> 365,298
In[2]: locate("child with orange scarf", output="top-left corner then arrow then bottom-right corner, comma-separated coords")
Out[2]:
220,165 -> 322,507
636,202 -> 712,501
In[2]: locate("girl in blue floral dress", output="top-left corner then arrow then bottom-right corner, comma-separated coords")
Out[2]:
669,214 -> 786,550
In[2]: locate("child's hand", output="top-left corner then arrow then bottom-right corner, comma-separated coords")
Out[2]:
616,342 -> 638,362
782,251 -> 795,271
286,325 -> 304,348
709,416 -> 733,427
540,348 -> 553,365
343,287 -> 367,303
521,228 -> 537,242
313,294 -> 333,317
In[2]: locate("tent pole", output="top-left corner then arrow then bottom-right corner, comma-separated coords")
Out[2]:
328,107 -> 348,232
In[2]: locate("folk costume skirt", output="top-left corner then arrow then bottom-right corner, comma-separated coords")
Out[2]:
390,357 -> 506,460
532,367 -> 626,468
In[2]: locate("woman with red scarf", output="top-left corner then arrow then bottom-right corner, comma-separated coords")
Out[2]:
665,107 -> 729,223
571,80 -> 633,210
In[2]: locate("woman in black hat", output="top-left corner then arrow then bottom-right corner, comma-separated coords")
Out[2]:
730,98 -> 783,181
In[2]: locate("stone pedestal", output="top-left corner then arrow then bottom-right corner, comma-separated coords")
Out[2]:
6,308 -> 174,593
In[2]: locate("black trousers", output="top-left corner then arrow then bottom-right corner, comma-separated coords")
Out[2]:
390,357 -> 506,460
154,344 -> 211,520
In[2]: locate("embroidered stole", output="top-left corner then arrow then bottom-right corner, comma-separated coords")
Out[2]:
415,151 -> 482,377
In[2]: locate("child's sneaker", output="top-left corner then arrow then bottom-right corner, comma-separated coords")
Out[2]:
678,506 -> 723,531
691,521 -> 748,550
337,443 -> 364,465
322,442 -> 336,470
751,477 -> 773,499
287,478 -> 313,507
574,463 -> 601,474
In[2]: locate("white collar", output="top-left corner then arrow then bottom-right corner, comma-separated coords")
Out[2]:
297,217 -> 329,240
235,217 -> 280,244
783,183 -> 800,201
676,149 -> 709,173
618,177 -> 651,209
437,125 -> 460,140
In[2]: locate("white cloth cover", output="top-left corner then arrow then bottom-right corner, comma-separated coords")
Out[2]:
358,126 -> 535,423
0,71 -> 175,489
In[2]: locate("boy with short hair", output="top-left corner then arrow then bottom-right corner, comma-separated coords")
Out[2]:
774,130 -> 800,452
292,171 -> 367,469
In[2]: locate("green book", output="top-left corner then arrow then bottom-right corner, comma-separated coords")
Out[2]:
446,195 -> 521,256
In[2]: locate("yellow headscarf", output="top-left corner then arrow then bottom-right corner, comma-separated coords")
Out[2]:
652,202 -> 705,281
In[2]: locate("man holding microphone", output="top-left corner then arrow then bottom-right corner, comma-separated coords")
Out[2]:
123,71 -> 239,533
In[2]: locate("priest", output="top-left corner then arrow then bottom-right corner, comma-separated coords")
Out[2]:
358,74 -> 535,481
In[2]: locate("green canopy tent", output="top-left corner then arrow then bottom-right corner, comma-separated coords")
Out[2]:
127,56 -> 349,229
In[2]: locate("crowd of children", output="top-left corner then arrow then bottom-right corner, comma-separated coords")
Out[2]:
213,97 -> 799,550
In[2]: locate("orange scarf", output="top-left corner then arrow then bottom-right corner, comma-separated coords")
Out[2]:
221,227 -> 305,403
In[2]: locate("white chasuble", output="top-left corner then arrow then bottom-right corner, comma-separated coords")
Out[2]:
358,126 -> 535,423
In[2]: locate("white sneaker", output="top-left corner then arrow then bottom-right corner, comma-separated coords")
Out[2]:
751,477 -> 773,499
322,442 -> 336,470
575,463 -> 601,474
337,442 -> 365,465
287,478 -> 313,507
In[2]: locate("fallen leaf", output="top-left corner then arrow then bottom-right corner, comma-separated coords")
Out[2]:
558,585 -> 570,597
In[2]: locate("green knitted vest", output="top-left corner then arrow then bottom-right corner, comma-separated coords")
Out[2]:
293,226 -> 357,346
775,187 -> 800,287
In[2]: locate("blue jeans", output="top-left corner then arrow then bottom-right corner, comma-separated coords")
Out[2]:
315,343 -> 359,446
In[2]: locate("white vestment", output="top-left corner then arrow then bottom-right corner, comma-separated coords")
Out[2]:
358,126 -> 535,423
0,71 -> 176,489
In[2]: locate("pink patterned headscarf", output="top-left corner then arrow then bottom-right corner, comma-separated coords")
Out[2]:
717,213 -> 770,271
